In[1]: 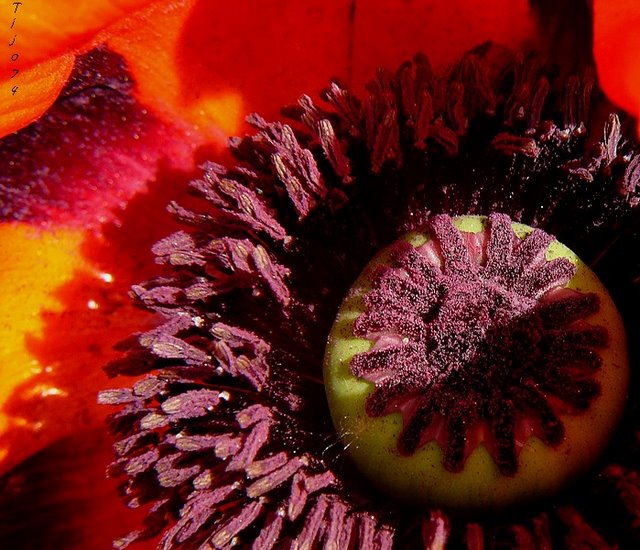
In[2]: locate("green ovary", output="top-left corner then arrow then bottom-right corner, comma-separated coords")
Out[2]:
323,216 -> 629,511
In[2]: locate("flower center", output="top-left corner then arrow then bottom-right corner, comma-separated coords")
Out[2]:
324,214 -> 629,511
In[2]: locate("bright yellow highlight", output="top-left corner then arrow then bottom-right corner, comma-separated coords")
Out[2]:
0,223 -> 86,462
187,94 -> 244,138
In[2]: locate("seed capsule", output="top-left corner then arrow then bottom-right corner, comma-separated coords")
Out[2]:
324,214 -> 629,511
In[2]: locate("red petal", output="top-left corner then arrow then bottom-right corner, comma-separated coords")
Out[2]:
0,428 -> 155,549
351,0 -> 533,89
108,0 -> 353,135
593,0 -> 640,126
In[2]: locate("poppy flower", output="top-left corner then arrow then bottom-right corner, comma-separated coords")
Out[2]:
2,1 -> 640,548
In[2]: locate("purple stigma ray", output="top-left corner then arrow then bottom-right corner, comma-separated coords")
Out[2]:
352,214 -> 608,475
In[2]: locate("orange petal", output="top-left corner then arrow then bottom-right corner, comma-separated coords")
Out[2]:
0,47 -> 198,227
0,224 -> 86,472
0,223 -> 155,477
0,0 -> 156,73
0,1 -> 181,136
0,174 -> 192,476
593,0 -> 640,124
0,54 -> 73,136
108,0 -> 353,138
